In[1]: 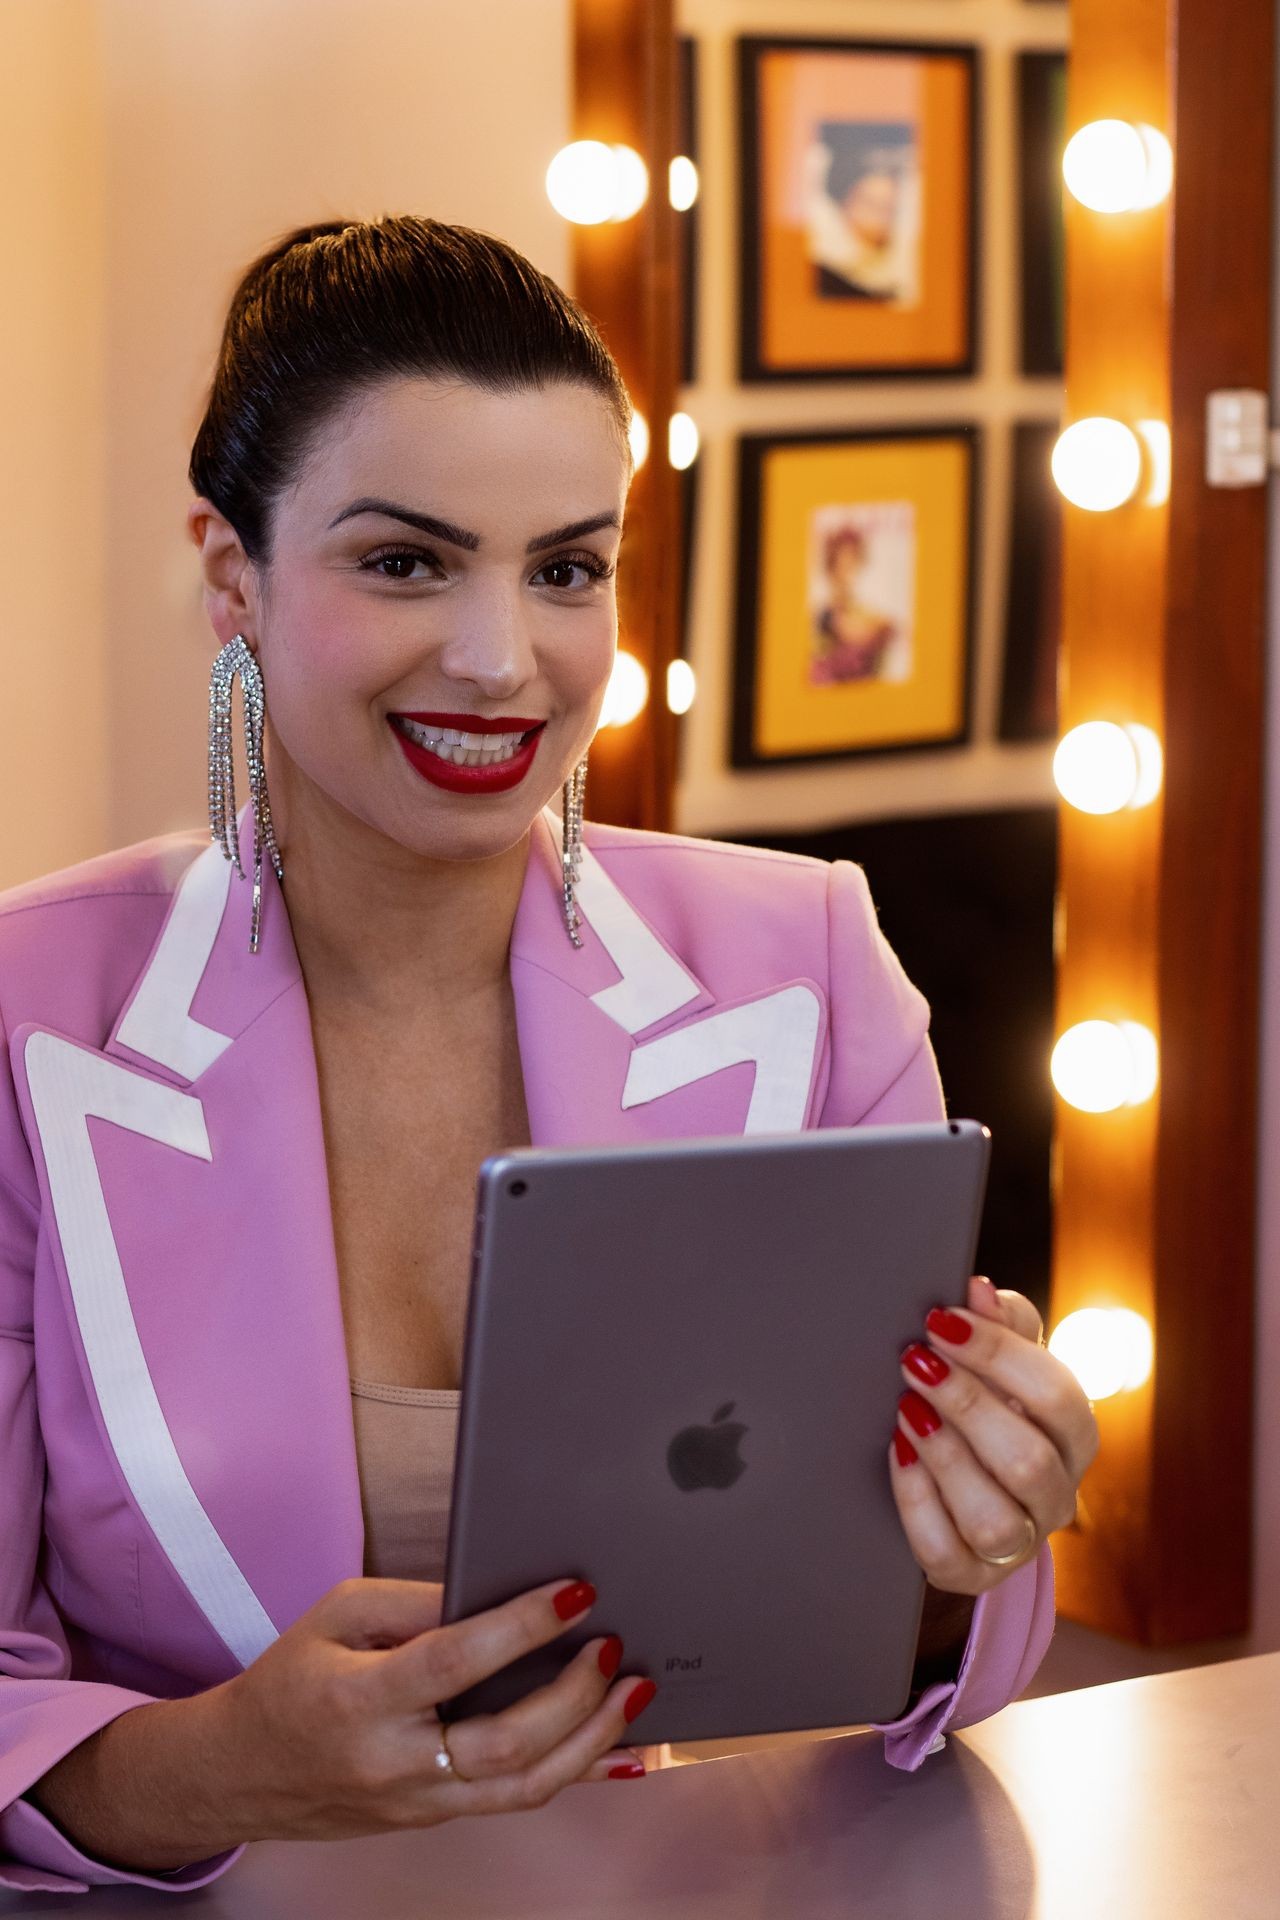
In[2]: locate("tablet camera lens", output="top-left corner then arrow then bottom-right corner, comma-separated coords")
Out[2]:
509,1179 -> 528,1197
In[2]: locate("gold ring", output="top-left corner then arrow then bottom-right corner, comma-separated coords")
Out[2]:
972,1511 -> 1038,1569
432,1720 -> 467,1782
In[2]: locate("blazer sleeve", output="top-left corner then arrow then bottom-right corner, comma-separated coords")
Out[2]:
820,859 -> 1056,1770
0,1008 -> 245,1894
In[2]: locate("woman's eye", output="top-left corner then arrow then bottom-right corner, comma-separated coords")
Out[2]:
538,555 -> 614,591
359,547 -> 439,582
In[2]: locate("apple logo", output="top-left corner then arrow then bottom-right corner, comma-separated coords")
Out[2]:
667,1402 -> 749,1492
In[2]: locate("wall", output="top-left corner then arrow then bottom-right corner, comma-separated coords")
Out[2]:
673,0 -> 1069,837
0,0 -> 572,881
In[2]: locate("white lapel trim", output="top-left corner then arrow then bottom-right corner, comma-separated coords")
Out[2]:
621,985 -> 823,1133
24,1030 -> 278,1667
573,841 -> 702,1036
115,841 -> 234,1081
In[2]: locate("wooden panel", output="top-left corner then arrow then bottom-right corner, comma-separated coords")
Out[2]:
1052,0 -> 1269,1641
571,0 -> 681,831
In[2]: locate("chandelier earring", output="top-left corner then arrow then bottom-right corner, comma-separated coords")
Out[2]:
208,633 -> 284,956
561,755 -> 588,947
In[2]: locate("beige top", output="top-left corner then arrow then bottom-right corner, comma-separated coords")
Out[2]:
349,1378 -> 461,1582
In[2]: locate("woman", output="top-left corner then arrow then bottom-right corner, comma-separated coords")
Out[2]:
0,217 -> 1096,1894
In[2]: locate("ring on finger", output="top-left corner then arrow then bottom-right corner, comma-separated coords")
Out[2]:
432,1719 -> 469,1782
972,1509 -> 1038,1569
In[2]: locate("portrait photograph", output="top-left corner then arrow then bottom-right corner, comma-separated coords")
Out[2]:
731,425 -> 977,766
738,37 -> 978,381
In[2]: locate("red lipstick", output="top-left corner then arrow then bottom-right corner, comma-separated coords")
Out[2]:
388,712 -> 545,796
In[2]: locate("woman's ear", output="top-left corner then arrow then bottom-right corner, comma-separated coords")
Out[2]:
187,497 -> 260,651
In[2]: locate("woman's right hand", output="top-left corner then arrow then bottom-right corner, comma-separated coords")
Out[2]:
205,1575 -> 655,1843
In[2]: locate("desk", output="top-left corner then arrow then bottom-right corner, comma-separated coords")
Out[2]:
4,1651 -> 1278,1917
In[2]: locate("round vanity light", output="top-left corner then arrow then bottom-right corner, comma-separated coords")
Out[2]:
1052,418 -> 1145,512
546,142 -> 649,224
1054,722 -> 1164,814
1049,1307 -> 1155,1401
668,412 -> 700,470
667,659 -> 696,715
600,650 -> 650,728
1063,120 -> 1173,214
1051,1020 -> 1159,1113
669,156 -> 699,211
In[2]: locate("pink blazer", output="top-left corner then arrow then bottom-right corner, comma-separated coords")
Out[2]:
0,807 -> 1054,1894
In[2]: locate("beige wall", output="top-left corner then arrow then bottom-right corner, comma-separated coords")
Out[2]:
0,1 -> 109,886
0,0 -> 571,883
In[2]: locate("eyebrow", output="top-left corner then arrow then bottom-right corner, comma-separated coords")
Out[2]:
326,497 -> 622,553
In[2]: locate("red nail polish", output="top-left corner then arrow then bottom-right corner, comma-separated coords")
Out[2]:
553,1580 -> 596,1621
608,1761 -> 646,1778
894,1430 -> 919,1468
598,1635 -> 623,1680
900,1389 -> 943,1438
903,1341 -> 951,1386
623,1678 -> 658,1725
926,1307 -> 973,1346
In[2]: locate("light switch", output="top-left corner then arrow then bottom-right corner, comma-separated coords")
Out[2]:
1206,390 -> 1269,486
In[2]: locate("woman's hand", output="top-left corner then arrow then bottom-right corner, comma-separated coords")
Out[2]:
887,1274 -> 1099,1596
205,1576 -> 655,1846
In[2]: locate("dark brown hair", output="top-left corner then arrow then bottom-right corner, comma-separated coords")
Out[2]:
189,215 -> 631,566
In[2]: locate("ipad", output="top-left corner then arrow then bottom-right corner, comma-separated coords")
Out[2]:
440,1119 -> 991,1745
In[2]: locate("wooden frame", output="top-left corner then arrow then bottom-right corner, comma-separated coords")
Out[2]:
737,37 -> 980,383
730,424 -> 978,769
1051,0 -> 1270,1645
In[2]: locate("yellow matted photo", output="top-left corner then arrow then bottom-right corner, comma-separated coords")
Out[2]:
730,425 -> 977,767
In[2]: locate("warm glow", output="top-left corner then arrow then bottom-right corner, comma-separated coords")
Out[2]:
667,659 -> 696,715
1054,722 -> 1164,814
546,141 -> 649,224
1063,120 -> 1173,214
1049,1307 -> 1155,1401
668,412 -> 700,470
669,156 -> 699,211
599,650 -> 649,728
1052,418 -> 1144,512
1051,1020 -> 1159,1113
628,411 -> 650,471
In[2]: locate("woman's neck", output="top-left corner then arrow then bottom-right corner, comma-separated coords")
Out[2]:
268,772 -> 533,1017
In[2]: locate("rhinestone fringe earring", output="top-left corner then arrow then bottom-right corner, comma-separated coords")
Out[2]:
208,634 -> 284,956
561,756 -> 588,947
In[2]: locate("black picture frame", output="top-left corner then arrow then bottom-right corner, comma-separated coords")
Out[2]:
738,36 -> 981,383
999,421 -> 1062,743
730,423 -> 979,769
1017,50 -> 1068,378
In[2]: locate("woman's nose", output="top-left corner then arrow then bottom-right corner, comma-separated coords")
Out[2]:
434,604 -> 539,702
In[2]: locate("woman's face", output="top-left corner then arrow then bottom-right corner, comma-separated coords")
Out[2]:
215,374 -> 628,867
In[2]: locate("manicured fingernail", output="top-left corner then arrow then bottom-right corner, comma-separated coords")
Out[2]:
608,1761 -> 646,1778
900,1389 -> 943,1438
902,1341 -> 951,1386
926,1307 -> 973,1346
553,1580 -> 596,1620
598,1635 -> 623,1680
894,1429 -> 919,1467
623,1679 -> 658,1724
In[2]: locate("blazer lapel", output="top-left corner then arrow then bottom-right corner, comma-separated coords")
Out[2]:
13,812 -> 362,1673
511,810 -> 830,1146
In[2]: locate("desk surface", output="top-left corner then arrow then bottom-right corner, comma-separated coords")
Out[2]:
5,1650 -> 1279,1918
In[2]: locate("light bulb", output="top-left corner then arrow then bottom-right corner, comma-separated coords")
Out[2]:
1054,722 -> 1164,814
628,411 -> 650,471
1048,1307 -> 1154,1401
1052,419 -> 1144,512
1051,1020 -> 1159,1113
669,156 -> 699,211
546,142 -> 648,224
668,412 -> 699,470
599,650 -> 649,728
667,659 -> 696,715
1063,121 -> 1173,214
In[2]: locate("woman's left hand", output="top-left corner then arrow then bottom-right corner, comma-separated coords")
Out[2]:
888,1274 -> 1099,1596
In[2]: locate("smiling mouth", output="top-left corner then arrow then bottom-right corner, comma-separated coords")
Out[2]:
389,714 -> 544,767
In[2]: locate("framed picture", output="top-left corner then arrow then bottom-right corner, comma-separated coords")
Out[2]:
1017,51 -> 1067,377
678,35 -> 699,385
731,425 -> 977,767
999,421 -> 1062,742
738,37 -> 979,382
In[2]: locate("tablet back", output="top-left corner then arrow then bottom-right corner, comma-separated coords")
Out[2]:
441,1120 -> 990,1744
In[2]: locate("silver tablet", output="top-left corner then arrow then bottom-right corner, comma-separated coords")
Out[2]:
441,1120 -> 991,1744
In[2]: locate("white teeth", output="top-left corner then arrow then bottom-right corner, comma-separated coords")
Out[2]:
394,715 -> 534,767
